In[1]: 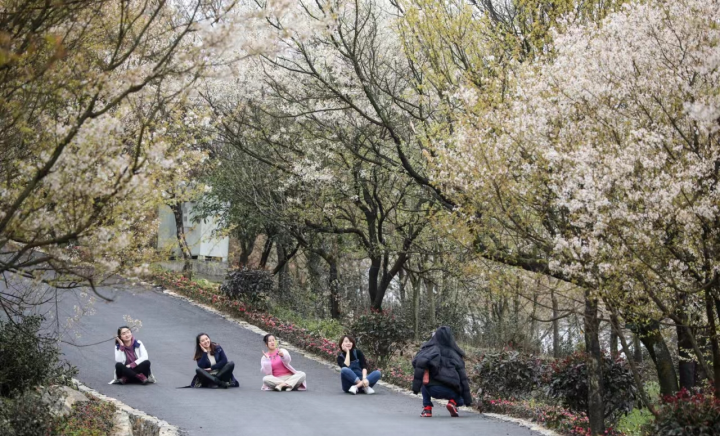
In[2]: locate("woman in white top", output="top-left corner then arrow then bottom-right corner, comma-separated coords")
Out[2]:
113,325 -> 153,384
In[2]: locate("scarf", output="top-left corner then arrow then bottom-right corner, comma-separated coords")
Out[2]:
117,337 -> 139,363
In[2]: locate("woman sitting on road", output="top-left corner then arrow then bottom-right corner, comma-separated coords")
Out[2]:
112,326 -> 155,385
260,334 -> 307,391
412,326 -> 472,417
189,333 -> 239,388
337,335 -> 381,395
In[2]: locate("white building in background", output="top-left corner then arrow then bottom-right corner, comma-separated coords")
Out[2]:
157,202 -> 229,262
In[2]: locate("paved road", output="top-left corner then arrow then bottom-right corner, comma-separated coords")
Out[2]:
50,283 -> 542,436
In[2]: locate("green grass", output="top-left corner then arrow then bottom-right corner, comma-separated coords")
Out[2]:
616,407 -> 653,436
615,382 -> 659,435
192,277 -> 220,290
270,306 -> 346,340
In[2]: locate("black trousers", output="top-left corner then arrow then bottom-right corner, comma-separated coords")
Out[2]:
116,360 -> 151,381
196,361 -> 235,387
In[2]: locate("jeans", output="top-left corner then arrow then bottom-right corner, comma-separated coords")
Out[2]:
340,367 -> 382,392
421,384 -> 464,407
196,361 -> 235,387
115,361 -> 151,382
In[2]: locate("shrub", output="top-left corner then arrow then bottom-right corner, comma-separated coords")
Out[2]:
53,397 -> 117,436
645,388 -> 720,436
473,349 -> 550,400
0,390 -> 57,436
550,352 -> 637,424
484,398 -> 625,436
220,267 -> 273,310
350,309 -> 412,363
0,315 -> 76,397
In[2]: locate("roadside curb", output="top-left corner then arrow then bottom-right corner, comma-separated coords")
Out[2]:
73,378 -> 180,436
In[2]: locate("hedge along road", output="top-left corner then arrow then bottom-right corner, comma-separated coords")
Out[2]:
51,283 -> 544,436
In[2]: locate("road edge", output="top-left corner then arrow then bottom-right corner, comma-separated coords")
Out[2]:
152,285 -> 559,436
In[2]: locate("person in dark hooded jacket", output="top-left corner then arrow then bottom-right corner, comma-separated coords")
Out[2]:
412,326 -> 472,417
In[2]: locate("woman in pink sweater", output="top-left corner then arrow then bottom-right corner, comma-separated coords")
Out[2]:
260,334 -> 307,391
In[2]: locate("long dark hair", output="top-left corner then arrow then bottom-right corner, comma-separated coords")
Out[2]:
338,335 -> 357,353
117,326 -> 131,337
116,326 -> 136,348
193,333 -> 217,361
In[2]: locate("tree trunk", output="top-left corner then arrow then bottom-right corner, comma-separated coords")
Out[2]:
410,273 -> 420,341
584,292 -> 605,436
706,289 -> 720,397
424,277 -> 436,327
237,231 -> 257,266
368,258 -> 381,307
529,291 -> 538,350
610,328 -> 619,359
607,305 -> 658,416
169,202 -> 193,279
552,288 -> 561,358
676,307 -> 696,390
398,268 -> 406,303
259,236 -> 273,269
633,333 -> 643,363
637,321 -> 679,395
328,256 -> 340,319
276,242 -> 291,304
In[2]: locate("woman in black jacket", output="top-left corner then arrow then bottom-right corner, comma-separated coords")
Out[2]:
337,335 -> 382,394
412,326 -> 472,417
189,333 -> 239,388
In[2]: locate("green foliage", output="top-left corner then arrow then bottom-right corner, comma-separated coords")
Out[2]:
350,310 -> 412,363
473,350 -> 550,400
550,352 -> 637,424
270,306 -> 344,340
220,267 -> 273,310
616,407 -> 653,436
616,382 -> 659,436
0,390 -> 57,436
53,397 -> 117,436
644,388 -> 720,436
0,315 -> 76,397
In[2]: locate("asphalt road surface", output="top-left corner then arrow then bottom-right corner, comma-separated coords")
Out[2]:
50,283 -> 543,436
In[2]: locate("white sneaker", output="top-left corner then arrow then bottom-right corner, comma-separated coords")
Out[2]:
365,386 -> 375,395
348,385 -> 358,395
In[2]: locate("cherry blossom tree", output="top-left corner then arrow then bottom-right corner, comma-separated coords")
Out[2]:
430,0 -> 720,430
0,0 -> 295,314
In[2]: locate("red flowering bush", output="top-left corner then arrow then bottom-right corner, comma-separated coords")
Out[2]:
645,388 -> 720,436
382,362 -> 414,389
484,398 -> 624,436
